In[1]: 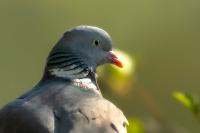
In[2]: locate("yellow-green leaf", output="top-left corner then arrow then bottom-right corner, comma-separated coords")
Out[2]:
173,91 -> 199,114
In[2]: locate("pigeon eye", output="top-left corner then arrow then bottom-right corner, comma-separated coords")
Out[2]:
93,40 -> 100,46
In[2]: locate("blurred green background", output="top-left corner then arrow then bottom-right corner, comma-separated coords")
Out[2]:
0,0 -> 200,132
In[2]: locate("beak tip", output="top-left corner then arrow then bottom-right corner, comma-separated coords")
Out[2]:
114,60 -> 123,68
108,51 -> 123,68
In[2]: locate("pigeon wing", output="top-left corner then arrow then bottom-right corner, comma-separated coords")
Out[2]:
0,99 -> 55,133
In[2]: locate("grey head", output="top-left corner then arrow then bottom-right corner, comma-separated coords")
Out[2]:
44,25 -> 123,80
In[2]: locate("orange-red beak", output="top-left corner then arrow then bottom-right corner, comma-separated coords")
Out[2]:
107,51 -> 123,68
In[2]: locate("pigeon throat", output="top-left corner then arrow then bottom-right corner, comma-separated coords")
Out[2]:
46,51 -> 101,94
72,78 -> 100,94
47,51 -> 90,79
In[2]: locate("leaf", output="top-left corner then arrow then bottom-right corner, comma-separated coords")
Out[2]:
173,91 -> 199,115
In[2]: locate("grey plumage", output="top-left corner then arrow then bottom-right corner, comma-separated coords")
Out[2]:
0,26 -> 128,133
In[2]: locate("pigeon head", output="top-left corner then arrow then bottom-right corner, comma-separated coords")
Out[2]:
45,26 -> 122,79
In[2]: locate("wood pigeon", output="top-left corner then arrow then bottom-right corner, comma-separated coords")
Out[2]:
0,26 -> 128,133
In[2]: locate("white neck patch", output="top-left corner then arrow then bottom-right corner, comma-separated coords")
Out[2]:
49,67 -> 100,94
49,68 -> 89,79
72,78 -> 100,94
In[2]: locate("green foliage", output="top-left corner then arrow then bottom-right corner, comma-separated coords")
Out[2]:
173,91 -> 200,119
127,118 -> 145,133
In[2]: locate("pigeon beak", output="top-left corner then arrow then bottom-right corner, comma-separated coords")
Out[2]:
107,51 -> 123,68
